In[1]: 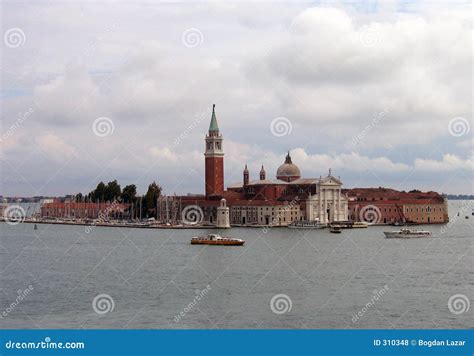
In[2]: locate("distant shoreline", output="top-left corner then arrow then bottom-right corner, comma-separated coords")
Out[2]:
2,219 -> 290,229
13,219 -> 218,229
0,219 -> 448,230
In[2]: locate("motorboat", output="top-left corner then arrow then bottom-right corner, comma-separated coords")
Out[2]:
330,226 -> 342,234
383,228 -> 431,238
288,220 -> 326,229
329,221 -> 367,229
191,234 -> 245,246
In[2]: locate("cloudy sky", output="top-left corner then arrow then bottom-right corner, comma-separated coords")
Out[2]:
1,0 -> 472,197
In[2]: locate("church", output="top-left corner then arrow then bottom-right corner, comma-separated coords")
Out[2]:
180,105 -> 349,227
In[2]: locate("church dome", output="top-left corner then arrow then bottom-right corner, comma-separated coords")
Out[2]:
276,152 -> 301,182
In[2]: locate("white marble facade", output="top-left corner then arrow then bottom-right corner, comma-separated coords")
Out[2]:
305,175 -> 348,223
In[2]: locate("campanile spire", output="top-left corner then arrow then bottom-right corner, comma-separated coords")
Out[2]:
208,104 -> 219,135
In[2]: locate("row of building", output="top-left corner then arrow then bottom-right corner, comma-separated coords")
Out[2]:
37,187 -> 448,226
38,105 -> 448,227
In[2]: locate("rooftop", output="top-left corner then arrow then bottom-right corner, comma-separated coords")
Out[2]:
208,104 -> 219,132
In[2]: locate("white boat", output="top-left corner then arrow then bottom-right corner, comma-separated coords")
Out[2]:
352,221 -> 368,228
384,228 -> 431,238
330,226 -> 342,234
191,234 -> 245,246
329,221 -> 367,229
288,220 -> 326,229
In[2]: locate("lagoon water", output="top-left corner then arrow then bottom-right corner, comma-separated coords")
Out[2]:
0,201 -> 472,329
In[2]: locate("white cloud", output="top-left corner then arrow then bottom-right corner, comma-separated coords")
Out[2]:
35,133 -> 77,162
149,146 -> 178,162
414,153 -> 474,172
1,2 -> 472,195
291,148 -> 410,173
248,5 -> 471,150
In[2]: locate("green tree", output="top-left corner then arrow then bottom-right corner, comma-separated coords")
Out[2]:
122,184 -> 137,203
105,180 -> 121,202
91,181 -> 106,202
144,181 -> 162,216
75,193 -> 83,202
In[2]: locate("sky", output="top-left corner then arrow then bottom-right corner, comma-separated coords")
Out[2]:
0,0 -> 472,197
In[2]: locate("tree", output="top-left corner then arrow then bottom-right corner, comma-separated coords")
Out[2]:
144,181 -> 162,216
87,180 -> 123,202
105,180 -> 121,202
91,182 -> 106,202
122,184 -> 137,203
75,193 -> 83,202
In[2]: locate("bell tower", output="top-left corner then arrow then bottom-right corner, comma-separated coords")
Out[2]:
260,165 -> 266,180
204,104 -> 224,197
243,164 -> 249,186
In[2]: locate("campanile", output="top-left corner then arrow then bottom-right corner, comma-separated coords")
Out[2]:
204,104 -> 224,197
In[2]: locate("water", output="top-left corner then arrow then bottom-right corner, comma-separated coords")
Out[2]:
1,201 -> 472,329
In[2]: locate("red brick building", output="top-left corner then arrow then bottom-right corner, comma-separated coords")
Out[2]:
345,188 -> 448,224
